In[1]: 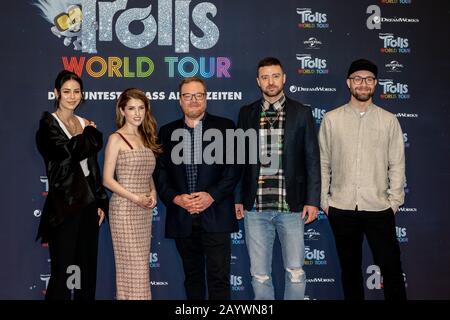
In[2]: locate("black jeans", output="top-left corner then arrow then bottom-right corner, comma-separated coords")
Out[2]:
175,217 -> 231,300
328,206 -> 407,300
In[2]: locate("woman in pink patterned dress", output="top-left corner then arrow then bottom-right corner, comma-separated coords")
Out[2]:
103,88 -> 162,300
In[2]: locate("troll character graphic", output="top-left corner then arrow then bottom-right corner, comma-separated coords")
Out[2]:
34,0 -> 83,51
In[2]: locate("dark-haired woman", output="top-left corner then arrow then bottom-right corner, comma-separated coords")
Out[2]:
36,70 -> 108,300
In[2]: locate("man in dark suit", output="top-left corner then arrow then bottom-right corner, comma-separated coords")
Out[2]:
235,57 -> 321,300
154,77 -> 240,300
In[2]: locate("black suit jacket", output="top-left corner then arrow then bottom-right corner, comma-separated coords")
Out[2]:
35,112 -> 109,242
154,113 -> 241,238
235,96 -> 321,212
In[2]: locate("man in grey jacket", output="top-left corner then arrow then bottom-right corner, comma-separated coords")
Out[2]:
319,58 -> 407,300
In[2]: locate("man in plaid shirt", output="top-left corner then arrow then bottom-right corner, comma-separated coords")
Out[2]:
235,57 -> 321,300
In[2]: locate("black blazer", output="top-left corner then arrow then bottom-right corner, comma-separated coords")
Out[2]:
235,96 -> 321,212
35,112 -> 108,242
153,113 -> 241,238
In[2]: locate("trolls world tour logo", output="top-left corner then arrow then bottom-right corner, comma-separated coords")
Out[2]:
34,0 -> 231,79
230,275 -> 245,291
304,246 -> 327,266
150,252 -> 160,268
231,229 -> 245,245
296,54 -> 329,75
297,8 -> 329,28
152,206 -> 160,222
40,176 -> 48,196
378,79 -> 410,100
379,33 -> 411,54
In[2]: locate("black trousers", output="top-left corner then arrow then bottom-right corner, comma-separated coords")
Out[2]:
328,206 -> 407,300
45,176 -> 100,300
175,217 -> 231,300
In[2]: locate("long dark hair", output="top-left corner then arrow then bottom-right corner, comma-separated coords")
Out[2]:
54,70 -> 84,108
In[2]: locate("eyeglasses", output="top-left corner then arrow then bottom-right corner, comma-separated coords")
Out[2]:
349,76 -> 376,85
181,92 -> 206,101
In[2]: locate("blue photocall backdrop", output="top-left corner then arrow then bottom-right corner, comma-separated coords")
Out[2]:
0,0 -> 449,299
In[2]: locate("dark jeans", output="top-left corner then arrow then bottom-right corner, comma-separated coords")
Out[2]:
328,206 -> 407,300
175,217 -> 231,300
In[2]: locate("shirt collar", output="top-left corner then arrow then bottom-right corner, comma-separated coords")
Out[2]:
345,102 -> 374,115
184,112 -> 207,129
262,95 -> 286,111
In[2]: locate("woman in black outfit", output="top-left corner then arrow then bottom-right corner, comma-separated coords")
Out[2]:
36,70 -> 108,300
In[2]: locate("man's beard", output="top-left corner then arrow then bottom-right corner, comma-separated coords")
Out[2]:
184,106 -> 205,119
351,87 -> 374,102
187,111 -> 203,119
262,85 -> 283,98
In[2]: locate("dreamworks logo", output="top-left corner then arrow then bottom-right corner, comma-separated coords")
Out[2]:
396,226 -> 408,243
230,275 -> 245,291
306,277 -> 335,284
40,176 -> 48,196
385,60 -> 404,72
151,281 -> 169,286
296,54 -> 329,75
152,206 -> 160,222
150,252 -> 160,268
367,5 -> 418,30
231,229 -> 245,245
303,37 -> 322,49
289,86 -> 336,95
304,246 -> 327,265
395,112 -> 419,119
366,265 -> 408,289
304,228 -> 321,241
397,207 -> 417,214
